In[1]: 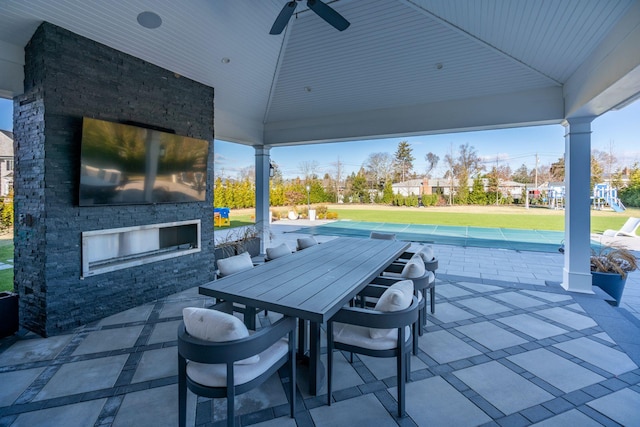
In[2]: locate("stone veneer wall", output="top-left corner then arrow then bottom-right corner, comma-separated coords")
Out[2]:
13,23 -> 215,336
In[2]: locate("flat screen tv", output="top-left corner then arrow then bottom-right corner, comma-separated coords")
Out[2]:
79,117 -> 209,206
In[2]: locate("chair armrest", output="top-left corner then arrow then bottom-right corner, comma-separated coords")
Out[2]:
330,297 -> 419,329
178,315 -> 296,364
424,258 -> 438,272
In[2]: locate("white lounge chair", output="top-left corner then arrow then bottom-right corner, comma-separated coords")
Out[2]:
603,217 -> 640,238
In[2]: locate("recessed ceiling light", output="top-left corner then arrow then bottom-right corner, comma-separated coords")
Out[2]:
221,58 -> 231,64
137,11 -> 162,29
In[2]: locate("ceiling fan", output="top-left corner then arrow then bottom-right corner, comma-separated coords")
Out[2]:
270,0 -> 350,35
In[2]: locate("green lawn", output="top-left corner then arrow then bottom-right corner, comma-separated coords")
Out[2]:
328,206 -> 640,235
0,239 -> 13,293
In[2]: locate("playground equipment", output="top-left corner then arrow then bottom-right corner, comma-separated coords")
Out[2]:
593,184 -> 625,212
548,186 -> 565,210
214,207 -> 230,226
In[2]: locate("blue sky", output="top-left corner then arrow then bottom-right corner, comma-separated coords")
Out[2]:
214,100 -> 640,179
2,97 -> 638,179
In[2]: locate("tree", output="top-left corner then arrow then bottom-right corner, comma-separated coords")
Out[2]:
591,154 -> 604,190
512,163 -> 531,183
549,156 -> 565,181
238,165 -> 255,184
620,162 -> 640,207
382,180 -> 394,204
444,143 -> 484,204
393,141 -> 414,183
593,146 -> 617,187
350,168 -> 368,202
424,152 -> 439,179
468,176 -> 487,205
298,160 -> 320,182
364,152 -> 394,189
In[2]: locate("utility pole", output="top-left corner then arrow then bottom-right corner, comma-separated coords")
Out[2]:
534,153 -> 539,189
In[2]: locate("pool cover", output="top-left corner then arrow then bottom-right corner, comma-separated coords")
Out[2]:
290,220 -> 588,253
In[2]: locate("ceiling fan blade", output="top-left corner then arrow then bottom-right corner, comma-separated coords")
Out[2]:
270,1 -> 298,35
306,0 -> 350,31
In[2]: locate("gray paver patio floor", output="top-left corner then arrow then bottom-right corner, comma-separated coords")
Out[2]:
1,221 -> 640,426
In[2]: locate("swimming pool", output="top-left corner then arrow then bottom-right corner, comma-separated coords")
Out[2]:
291,220 -> 576,253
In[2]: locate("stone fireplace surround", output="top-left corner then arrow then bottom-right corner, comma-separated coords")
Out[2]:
13,23 -> 215,336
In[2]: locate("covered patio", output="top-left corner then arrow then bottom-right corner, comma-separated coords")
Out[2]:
1,223 -> 640,426
1,1 -> 640,425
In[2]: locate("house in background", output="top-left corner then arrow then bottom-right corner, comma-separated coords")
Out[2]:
0,130 -> 13,196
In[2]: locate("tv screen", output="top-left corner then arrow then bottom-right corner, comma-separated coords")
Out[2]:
79,117 -> 209,206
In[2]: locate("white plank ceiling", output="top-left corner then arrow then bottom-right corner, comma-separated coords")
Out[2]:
0,0 -> 637,146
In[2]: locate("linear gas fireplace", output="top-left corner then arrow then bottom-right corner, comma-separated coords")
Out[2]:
81,220 -> 201,278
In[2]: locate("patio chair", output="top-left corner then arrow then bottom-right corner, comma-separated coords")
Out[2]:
395,246 -> 438,314
178,307 -> 296,427
265,242 -> 293,261
216,251 -> 254,277
215,252 -> 260,329
296,235 -> 318,250
603,217 -> 640,238
370,231 -> 396,240
327,282 -> 419,417
382,255 -> 435,334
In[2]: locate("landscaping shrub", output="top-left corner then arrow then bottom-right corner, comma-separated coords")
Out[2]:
0,193 -> 13,229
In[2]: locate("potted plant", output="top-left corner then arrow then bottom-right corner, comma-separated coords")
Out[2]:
591,245 -> 639,306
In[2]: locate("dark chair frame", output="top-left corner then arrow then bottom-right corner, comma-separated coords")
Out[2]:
327,286 -> 419,417
178,315 -> 297,427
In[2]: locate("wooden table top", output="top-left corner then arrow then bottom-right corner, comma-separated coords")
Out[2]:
199,237 -> 409,323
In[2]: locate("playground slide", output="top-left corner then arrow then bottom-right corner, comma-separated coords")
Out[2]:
606,195 -> 625,212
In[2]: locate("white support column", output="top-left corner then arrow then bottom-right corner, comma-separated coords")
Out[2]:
255,147 -> 272,254
562,117 -> 595,293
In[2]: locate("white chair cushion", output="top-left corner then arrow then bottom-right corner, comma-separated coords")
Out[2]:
217,251 -> 253,277
383,257 -> 426,279
186,338 -> 288,387
370,280 -> 414,339
334,323 -> 411,350
403,256 -> 426,278
297,236 -> 318,249
183,307 -> 259,364
266,243 -> 291,260
416,246 -> 434,262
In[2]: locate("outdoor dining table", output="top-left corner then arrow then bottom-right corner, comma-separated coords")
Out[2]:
199,236 -> 410,395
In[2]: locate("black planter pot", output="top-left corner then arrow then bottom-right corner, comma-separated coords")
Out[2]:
0,291 -> 19,338
592,271 -> 627,307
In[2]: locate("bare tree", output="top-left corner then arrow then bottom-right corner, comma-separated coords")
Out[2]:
444,144 -> 456,205
364,152 -> 393,189
593,142 -> 618,187
444,143 -> 484,204
424,152 -> 439,179
298,160 -> 319,182
238,165 -> 255,183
